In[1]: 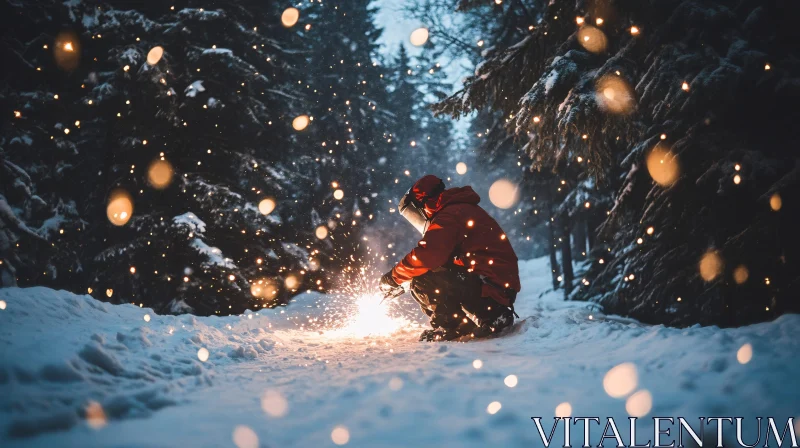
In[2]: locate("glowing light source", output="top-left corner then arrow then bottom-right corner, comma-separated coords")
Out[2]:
488,179 -> 519,209
106,289 -> 113,298
555,402 -> 572,418
409,27 -> 429,46
487,401 -> 502,415
603,363 -> 638,398
315,225 -> 329,240
733,265 -> 749,284
626,390 -> 652,417
197,347 -> 210,362
261,390 -> 288,417
737,343 -> 753,364
232,425 -> 259,448
54,31 -> 80,71
284,274 -> 300,290
85,401 -> 107,429
576,17 -> 584,25
0,300 -> 6,310
646,147 -> 679,186
143,314 -> 150,322
770,193 -> 782,211
389,377 -> 404,391
596,75 -> 635,114
646,226 -> 654,235
331,426 -> 350,445
699,250 -> 724,281
630,26 -> 640,35
473,359 -> 483,369
107,189 -> 134,226
281,7 -> 300,27
733,174 -> 742,184
258,198 -> 276,215
681,81 -> 690,91
504,375 -> 518,387
292,115 -> 309,131
147,46 -> 164,65
577,26 -> 607,53
333,189 -> 344,200
147,159 -> 174,189
456,162 -> 468,175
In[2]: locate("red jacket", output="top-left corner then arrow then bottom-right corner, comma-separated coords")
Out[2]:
391,185 -> 521,306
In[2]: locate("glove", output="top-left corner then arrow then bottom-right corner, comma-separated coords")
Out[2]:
379,270 -> 400,293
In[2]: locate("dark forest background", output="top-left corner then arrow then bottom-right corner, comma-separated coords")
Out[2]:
2,0 -> 799,327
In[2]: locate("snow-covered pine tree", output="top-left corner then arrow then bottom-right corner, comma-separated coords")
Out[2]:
1,0 -> 333,315
434,0 -> 800,326
0,0 -> 89,288
298,0 -> 396,276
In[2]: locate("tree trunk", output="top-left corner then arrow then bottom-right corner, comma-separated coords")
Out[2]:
561,216 -> 574,300
548,219 -> 561,290
573,217 -> 587,261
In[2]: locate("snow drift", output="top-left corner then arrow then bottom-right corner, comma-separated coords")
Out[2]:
1,257 -> 799,447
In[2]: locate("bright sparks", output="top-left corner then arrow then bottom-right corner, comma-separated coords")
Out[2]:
326,293 -> 408,338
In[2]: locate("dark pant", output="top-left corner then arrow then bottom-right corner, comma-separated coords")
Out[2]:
410,266 -> 507,331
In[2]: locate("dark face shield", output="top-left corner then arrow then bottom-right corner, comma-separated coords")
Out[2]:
398,189 -> 429,235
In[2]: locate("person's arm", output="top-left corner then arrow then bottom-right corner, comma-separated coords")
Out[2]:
391,208 -> 464,283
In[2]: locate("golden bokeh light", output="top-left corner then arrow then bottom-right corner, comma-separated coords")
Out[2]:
555,402 -> 572,418
456,162 -> 468,175
472,359 -> 483,369
488,179 -> 519,209
258,198 -> 276,215
733,265 -> 749,284
315,225 -> 329,240
699,250 -> 724,282
232,425 -> 259,448
143,314 -> 151,322
284,274 -> 300,290
577,26 -> 607,54
646,147 -> 680,186
85,400 -> 107,429
737,343 -> 753,364
147,159 -> 174,190
504,375 -> 518,388
603,362 -> 638,398
333,189 -> 344,200
625,390 -> 652,417
292,114 -> 309,131
331,425 -> 350,445
409,27 -> 429,46
261,390 -> 289,417
197,347 -> 210,362
596,75 -> 635,114
107,189 -> 134,226
54,31 -> 80,71
105,288 -> 113,298
486,401 -> 502,415
0,300 -> 6,310
147,46 -> 164,65
769,193 -> 782,211
281,7 -> 300,27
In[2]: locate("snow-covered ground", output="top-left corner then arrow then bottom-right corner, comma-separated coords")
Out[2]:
2,257 -> 799,447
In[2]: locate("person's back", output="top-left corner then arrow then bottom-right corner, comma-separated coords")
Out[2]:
380,175 -> 521,341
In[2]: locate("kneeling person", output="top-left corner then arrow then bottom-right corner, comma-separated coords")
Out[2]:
380,175 -> 521,341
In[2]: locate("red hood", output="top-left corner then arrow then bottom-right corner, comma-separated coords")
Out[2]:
425,186 -> 481,216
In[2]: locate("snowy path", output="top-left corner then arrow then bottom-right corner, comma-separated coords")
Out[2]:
2,257 -> 799,447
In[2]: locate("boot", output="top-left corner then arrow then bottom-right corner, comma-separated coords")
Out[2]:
469,308 -> 514,339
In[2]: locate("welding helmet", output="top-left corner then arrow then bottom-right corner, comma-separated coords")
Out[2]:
398,176 -> 445,235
